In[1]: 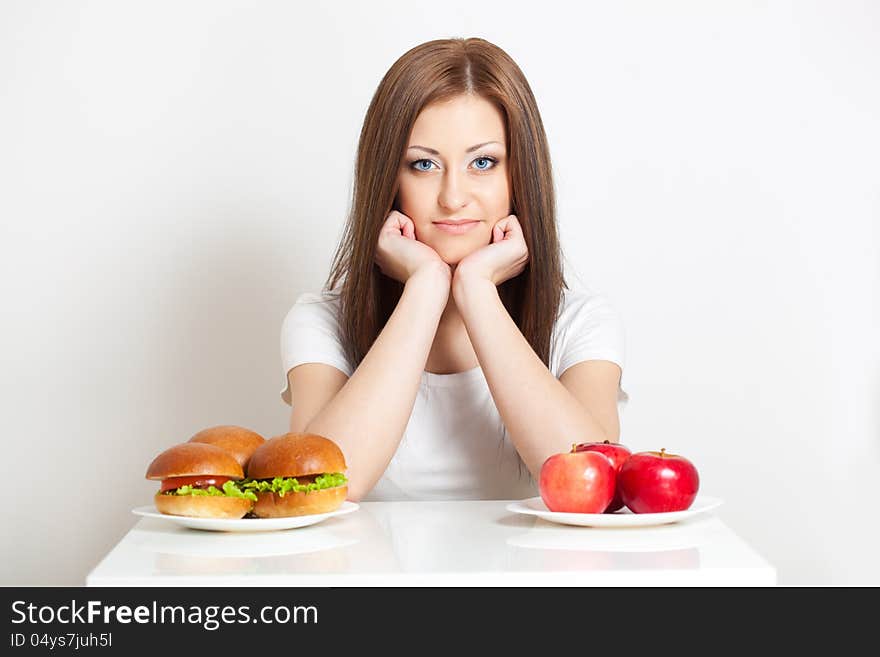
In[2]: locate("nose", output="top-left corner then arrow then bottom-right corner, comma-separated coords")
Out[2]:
438,168 -> 470,211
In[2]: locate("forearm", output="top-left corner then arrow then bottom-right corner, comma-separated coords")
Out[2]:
305,267 -> 450,501
454,277 -> 611,480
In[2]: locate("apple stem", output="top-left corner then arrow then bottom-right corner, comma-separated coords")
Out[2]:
571,443 -> 577,454
661,448 -> 666,457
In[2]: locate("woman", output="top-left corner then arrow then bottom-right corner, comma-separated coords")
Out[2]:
279,37 -> 628,502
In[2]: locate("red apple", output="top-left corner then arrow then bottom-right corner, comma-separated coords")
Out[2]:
618,448 -> 700,513
574,440 -> 632,513
539,445 -> 616,514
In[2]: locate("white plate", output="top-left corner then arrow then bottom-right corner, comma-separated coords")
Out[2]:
132,501 -> 359,532
506,496 -> 722,528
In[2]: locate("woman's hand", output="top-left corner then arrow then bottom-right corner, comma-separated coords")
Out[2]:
374,211 -> 451,284
454,214 -> 529,287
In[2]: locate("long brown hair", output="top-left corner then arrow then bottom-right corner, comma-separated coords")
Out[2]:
325,37 -> 567,373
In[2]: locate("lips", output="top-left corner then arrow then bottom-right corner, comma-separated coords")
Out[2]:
433,220 -> 480,235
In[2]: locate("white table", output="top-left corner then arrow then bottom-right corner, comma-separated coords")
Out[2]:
86,500 -> 776,586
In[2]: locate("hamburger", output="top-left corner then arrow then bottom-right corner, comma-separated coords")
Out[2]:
146,442 -> 257,518
187,424 -> 266,469
241,433 -> 349,518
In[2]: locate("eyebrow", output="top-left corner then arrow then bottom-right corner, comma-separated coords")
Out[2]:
407,141 -> 503,155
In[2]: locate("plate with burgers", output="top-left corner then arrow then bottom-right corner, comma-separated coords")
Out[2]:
136,431 -> 357,532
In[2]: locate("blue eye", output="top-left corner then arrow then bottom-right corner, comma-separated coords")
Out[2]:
408,156 -> 499,172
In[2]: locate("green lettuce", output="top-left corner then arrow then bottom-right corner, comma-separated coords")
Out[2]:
239,473 -> 348,497
163,479 -> 258,501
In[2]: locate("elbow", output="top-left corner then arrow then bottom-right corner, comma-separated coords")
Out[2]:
299,424 -> 369,501
301,421 -> 370,503
343,470 -> 373,503
345,483 -> 368,503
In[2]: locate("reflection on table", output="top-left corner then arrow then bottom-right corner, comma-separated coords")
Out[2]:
86,500 -> 776,586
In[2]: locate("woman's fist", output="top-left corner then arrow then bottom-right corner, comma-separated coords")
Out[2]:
374,211 -> 450,284
455,214 -> 529,286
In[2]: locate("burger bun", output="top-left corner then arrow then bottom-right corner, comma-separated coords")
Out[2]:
146,442 -> 251,519
247,432 -> 348,518
154,492 -> 253,519
146,442 -> 244,480
188,425 -> 266,469
252,485 -> 348,518
247,432 -> 347,479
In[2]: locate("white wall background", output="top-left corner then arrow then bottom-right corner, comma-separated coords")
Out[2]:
1,0 -> 877,585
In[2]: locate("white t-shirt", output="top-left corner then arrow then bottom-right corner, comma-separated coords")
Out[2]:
279,286 -> 629,502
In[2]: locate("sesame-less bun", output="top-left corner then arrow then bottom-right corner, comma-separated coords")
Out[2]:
246,433 -> 347,479
187,425 -> 266,469
146,443 -> 244,480
252,486 -> 348,518
247,433 -> 348,518
146,443 -> 252,519
154,492 -> 253,519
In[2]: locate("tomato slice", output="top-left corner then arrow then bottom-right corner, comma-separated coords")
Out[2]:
160,475 -> 233,493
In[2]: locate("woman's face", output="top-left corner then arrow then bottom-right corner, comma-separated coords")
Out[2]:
396,94 -> 511,266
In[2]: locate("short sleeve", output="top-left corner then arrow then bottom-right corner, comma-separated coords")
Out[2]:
552,289 -> 629,407
279,291 -> 354,407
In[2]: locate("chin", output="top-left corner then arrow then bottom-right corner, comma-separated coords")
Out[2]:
434,244 -> 475,266
432,234 -> 489,263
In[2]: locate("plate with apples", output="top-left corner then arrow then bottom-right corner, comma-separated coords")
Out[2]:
507,442 -> 723,527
